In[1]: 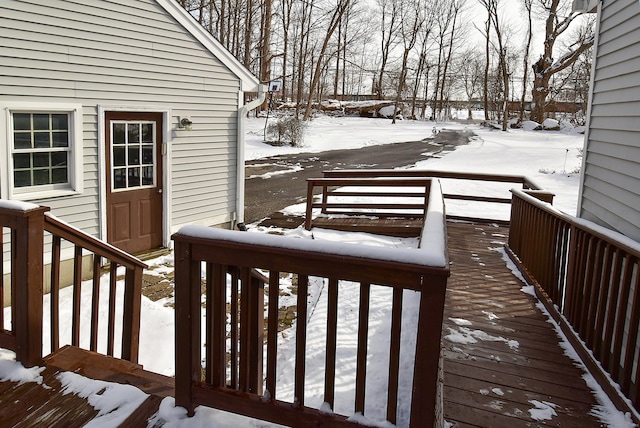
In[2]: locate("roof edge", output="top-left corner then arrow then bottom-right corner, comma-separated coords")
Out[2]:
156,0 -> 260,92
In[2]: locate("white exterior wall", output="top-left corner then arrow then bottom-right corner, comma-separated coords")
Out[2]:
0,0 -> 247,243
579,0 -> 640,242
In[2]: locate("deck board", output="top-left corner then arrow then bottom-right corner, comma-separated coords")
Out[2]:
443,222 -> 605,427
0,346 -> 174,427
0,365 -> 99,427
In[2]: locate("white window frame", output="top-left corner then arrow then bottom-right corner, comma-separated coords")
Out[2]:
1,102 -> 84,200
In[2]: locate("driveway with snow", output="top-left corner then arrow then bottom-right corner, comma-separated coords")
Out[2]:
244,129 -> 473,223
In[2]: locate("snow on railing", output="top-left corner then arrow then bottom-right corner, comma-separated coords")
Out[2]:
172,194 -> 449,427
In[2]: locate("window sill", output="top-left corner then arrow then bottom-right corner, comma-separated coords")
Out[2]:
11,188 -> 81,201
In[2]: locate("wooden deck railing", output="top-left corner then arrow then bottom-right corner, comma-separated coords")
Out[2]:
0,201 -> 146,366
304,177 -> 432,230
321,169 -> 554,223
507,188 -> 640,412
172,202 -> 449,427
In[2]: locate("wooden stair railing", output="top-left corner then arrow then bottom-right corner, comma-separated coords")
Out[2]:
0,200 -> 147,366
44,213 -> 147,363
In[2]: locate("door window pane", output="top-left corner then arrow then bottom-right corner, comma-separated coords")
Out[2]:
113,123 -> 126,144
141,123 -> 153,143
128,146 -> 140,165
128,124 -> 140,144
113,147 -> 126,166
142,145 -> 153,164
142,166 -> 154,186
128,167 -> 140,187
114,168 -> 126,189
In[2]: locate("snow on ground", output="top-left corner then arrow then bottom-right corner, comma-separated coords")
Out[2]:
3,114 -> 631,426
246,115 -> 443,160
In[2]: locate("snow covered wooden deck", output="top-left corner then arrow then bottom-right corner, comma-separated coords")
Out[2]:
0,221 -> 619,427
443,221 -> 606,426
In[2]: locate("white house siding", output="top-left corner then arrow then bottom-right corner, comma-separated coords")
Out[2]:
579,0 -> 640,242
0,0 -> 243,241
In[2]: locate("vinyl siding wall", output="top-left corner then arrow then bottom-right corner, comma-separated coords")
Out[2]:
580,0 -> 640,241
0,0 -> 242,239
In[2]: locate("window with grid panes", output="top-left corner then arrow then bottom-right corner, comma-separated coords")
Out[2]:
12,112 -> 70,188
2,103 -> 83,200
111,121 -> 155,191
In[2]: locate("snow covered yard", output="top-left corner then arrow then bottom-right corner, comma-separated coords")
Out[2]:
3,115 -> 633,426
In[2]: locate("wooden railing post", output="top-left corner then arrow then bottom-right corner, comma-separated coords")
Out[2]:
174,239 -> 200,416
11,205 -> 49,367
121,266 -> 143,363
410,276 -> 447,428
305,180 -> 315,230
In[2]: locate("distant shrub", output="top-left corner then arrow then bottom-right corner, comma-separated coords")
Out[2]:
266,116 -> 307,147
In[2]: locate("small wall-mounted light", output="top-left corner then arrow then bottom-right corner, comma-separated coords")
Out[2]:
179,116 -> 193,131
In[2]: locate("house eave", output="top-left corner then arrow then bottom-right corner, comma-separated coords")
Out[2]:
156,0 -> 260,93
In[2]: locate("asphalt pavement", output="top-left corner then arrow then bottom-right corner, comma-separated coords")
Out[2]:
243,128 -> 474,224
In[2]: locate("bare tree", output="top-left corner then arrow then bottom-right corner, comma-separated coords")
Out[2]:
303,0 -> 353,120
480,12 -> 491,121
258,0 -> 273,112
478,0 -> 511,130
519,0 -> 533,122
295,1 -> 314,118
374,0 -> 401,99
456,48 -> 484,120
410,2 -> 438,119
391,0 -> 423,124
530,0 -> 594,123
431,0 -> 464,120
437,0 -> 465,121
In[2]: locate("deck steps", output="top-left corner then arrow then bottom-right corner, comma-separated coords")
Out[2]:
44,345 -> 174,398
0,346 -> 175,427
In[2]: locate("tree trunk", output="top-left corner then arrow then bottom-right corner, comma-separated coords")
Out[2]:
333,19 -> 342,99
531,62 -> 551,123
519,0 -> 532,122
259,0 -> 273,112
303,0 -> 350,121
244,0 -> 253,68
392,48 -> 410,124
482,15 -> 490,121
411,52 -> 426,119
439,5 -> 459,121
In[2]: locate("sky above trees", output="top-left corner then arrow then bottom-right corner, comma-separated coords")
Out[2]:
180,0 -> 595,124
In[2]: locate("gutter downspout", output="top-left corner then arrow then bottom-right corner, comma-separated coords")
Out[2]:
235,84 -> 267,230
